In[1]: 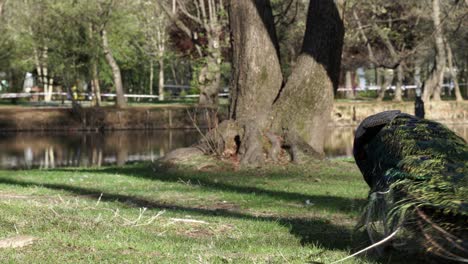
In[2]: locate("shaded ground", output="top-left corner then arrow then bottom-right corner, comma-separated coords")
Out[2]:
0,160 -> 438,263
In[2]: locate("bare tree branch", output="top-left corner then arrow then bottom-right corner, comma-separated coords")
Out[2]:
155,1 -> 193,39
177,1 -> 202,25
0,3 -> 3,17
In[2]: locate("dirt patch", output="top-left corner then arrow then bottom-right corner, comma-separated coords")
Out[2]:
175,221 -> 236,239
182,228 -> 215,239
0,236 -> 36,249
210,201 -> 241,211
0,194 -> 32,199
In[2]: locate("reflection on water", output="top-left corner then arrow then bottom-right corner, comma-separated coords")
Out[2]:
0,130 -> 201,169
324,124 -> 468,158
324,127 -> 355,158
0,124 -> 467,169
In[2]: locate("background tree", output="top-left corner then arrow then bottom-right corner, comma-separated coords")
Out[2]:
423,0 -> 466,101
422,0 -> 446,102
345,0 -> 467,102
2,0 -> 147,108
157,0 -> 229,105
0,0 -> 6,17
96,0 -> 127,108
345,0 -> 431,101
139,1 -> 169,101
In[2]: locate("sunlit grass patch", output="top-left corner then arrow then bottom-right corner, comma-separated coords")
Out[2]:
0,162 -> 429,263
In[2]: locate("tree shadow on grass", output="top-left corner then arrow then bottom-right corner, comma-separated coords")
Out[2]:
0,176 -> 357,250
0,176 -> 433,264
60,164 -> 366,215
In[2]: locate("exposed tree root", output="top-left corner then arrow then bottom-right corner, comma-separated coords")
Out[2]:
162,117 -> 325,168
265,131 -> 282,162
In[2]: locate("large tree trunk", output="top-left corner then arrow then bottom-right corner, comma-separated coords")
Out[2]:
227,0 -> 343,165
227,0 -> 283,165
229,0 -> 282,125
101,29 -> 127,108
166,0 -> 343,166
272,0 -> 344,159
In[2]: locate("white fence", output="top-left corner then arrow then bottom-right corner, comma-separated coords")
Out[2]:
1,83 -> 464,99
337,83 -> 467,92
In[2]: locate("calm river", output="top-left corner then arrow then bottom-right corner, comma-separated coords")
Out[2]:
1,125 -> 467,169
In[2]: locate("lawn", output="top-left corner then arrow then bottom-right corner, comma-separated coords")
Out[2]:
0,159 -> 431,263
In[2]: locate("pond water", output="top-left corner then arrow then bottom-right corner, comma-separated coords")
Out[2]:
0,125 -> 467,169
324,124 -> 468,158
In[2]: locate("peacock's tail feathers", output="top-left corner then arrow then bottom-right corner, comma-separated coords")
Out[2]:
355,112 -> 468,260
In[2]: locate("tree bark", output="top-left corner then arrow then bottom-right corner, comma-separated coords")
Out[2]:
149,59 -> 154,96
166,0 -> 344,166
0,0 -> 5,17
272,0 -> 344,157
414,64 -> 422,87
33,47 -> 53,102
230,0 -> 343,164
91,61 -> 101,106
199,58 -> 221,105
393,64 -> 403,102
45,76 -> 54,102
158,58 -> 165,101
228,0 -> 282,126
197,26 -> 224,105
42,48 -> 53,102
88,23 -> 101,107
33,48 -> 44,92
227,0 -> 283,165
345,71 -> 355,99
170,62 -> 179,85
377,69 -> 394,101
445,39 -> 463,101
101,29 -> 127,108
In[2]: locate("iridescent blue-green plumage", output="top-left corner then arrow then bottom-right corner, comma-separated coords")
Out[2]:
354,111 -> 467,261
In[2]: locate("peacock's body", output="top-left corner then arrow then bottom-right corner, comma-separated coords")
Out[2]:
353,110 -> 467,261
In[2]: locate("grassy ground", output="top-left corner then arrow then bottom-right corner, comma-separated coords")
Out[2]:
0,159 -> 431,263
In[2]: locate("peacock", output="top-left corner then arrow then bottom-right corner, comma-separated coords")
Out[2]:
353,110 -> 467,262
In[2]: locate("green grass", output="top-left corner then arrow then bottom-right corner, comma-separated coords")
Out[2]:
0,160 -> 431,263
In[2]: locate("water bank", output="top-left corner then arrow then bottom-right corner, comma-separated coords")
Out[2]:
0,101 -> 466,132
331,101 -> 468,126
0,105 -> 223,132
